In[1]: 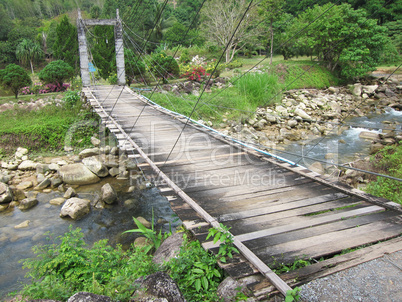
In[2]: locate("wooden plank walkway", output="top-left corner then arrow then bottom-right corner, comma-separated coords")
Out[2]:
84,85 -> 402,300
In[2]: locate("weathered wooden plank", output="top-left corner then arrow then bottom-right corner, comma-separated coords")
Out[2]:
234,204 -> 384,242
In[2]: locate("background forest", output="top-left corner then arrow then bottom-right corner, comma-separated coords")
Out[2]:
0,0 -> 400,83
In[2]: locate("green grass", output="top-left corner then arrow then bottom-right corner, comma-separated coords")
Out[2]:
0,92 -> 99,156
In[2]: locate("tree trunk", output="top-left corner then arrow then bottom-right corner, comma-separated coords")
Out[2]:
30,60 -> 34,74
270,18 -> 274,65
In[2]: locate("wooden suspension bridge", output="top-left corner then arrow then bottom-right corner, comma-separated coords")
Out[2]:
83,85 -> 402,300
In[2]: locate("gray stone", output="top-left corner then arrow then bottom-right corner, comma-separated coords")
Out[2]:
15,147 -> 28,159
217,276 -> 255,302
370,143 -> 384,154
110,146 -> 119,155
309,162 -> 325,174
328,101 -> 342,115
37,173 -> 45,183
78,147 -> 100,159
135,272 -> 185,302
153,232 -> 184,265
15,220 -> 30,229
109,167 -> 119,177
0,173 -> 12,184
101,183 -> 117,204
264,113 -> 277,123
63,187 -> 77,199
59,163 -> 100,185
49,197 -> 65,206
50,176 -> 63,187
18,197 -> 38,210
124,198 -> 139,210
60,198 -> 91,220
18,160 -> 38,170
82,156 -> 109,177
0,182 -> 13,204
35,178 -> 51,190
294,108 -> 312,120
328,87 -> 339,94
67,292 -> 112,302
137,216 -> 151,228
48,163 -> 60,171
254,119 -> 267,130
275,105 -> 288,117
287,119 -> 298,128
362,85 -> 378,95
36,164 -> 50,174
352,83 -> 362,96
12,188 -> 26,201
16,181 -> 33,190
359,131 -> 380,140
91,136 -> 101,147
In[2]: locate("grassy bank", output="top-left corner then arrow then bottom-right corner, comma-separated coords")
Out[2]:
0,92 -> 99,158
141,58 -> 340,126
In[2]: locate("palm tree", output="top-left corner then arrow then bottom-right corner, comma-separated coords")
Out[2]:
16,39 -> 43,74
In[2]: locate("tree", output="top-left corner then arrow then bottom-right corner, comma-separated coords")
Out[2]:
91,25 -> 116,80
38,60 -> 74,86
124,48 -> 146,85
53,16 -> 79,72
200,0 -> 262,63
260,0 -> 284,64
0,64 -> 32,98
292,3 -> 388,79
16,39 -> 43,74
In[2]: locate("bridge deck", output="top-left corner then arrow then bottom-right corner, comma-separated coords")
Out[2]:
85,85 -> 402,299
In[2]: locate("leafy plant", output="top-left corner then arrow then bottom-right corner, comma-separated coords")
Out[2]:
38,60 -> 74,86
206,223 -> 239,263
18,226 -> 158,301
272,257 -> 312,274
123,210 -> 169,252
365,144 -> 402,204
165,234 -> 223,301
285,287 -> 301,302
62,90 -> 80,108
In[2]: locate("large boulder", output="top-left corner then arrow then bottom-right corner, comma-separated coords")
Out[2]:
15,147 -> 28,159
82,156 -> 109,177
18,160 -> 38,171
101,183 -> 117,204
0,182 -> 13,204
153,232 -> 184,265
135,272 -> 185,302
18,197 -> 38,210
294,108 -> 313,120
59,164 -> 100,185
78,147 -> 100,159
67,292 -> 112,302
60,198 -> 91,220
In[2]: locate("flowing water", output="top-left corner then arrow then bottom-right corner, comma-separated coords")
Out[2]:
0,179 -> 180,299
280,108 -> 402,167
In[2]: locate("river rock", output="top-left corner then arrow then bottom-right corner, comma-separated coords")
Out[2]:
359,131 -> 380,140
134,237 -> 151,248
101,183 -> 117,204
78,147 -> 100,159
18,197 -> 38,210
0,204 -> 8,212
309,162 -> 325,174
328,101 -> 342,114
36,163 -> 50,174
91,136 -> 101,147
50,176 -> 63,187
50,197 -> 65,206
294,108 -> 312,120
265,113 -> 277,123
48,163 -> 60,171
67,292 -> 112,302
109,167 -> 119,177
217,277 -> 254,302
362,85 -> 378,95
82,156 -> 109,177
287,119 -> 298,128
153,232 -> 184,265
16,181 -> 33,190
15,147 -> 28,159
14,220 -> 30,229
370,143 -> 385,154
18,160 -> 38,170
136,216 -> 151,228
12,188 -> 26,201
0,183 -> 13,203
60,198 -> 91,220
254,119 -> 267,130
63,187 -> 77,199
35,177 -> 51,190
135,272 -> 185,302
59,163 -> 100,185
352,83 -> 362,96
328,87 -> 339,94
124,198 -> 139,210
275,105 -> 288,117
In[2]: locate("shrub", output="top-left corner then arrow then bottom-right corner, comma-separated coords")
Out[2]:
149,52 -> 180,82
39,60 -> 74,86
18,226 -> 158,301
181,66 -> 210,82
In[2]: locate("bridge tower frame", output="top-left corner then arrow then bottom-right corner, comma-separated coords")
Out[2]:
77,9 -> 125,86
